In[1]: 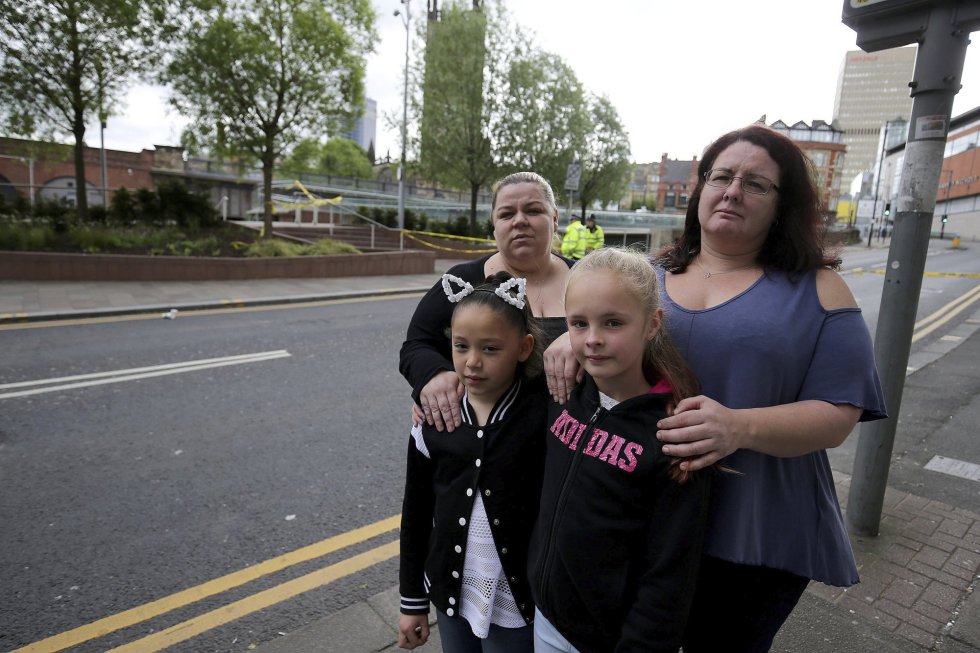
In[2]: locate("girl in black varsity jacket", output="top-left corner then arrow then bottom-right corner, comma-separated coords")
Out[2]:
398,272 -> 547,652
528,248 -> 711,653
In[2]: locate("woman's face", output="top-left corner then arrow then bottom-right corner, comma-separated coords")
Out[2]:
697,141 -> 781,251
492,182 -> 558,263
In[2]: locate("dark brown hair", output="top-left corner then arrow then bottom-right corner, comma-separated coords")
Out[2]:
657,124 -> 841,276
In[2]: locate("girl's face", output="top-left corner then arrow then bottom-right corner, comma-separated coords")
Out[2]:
697,141 -> 781,251
491,182 -> 559,263
565,269 -> 661,402
451,303 -> 534,406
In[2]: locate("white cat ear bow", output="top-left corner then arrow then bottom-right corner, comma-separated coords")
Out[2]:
441,274 -> 527,310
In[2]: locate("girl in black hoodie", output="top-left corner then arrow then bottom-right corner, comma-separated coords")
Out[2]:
529,248 -> 711,653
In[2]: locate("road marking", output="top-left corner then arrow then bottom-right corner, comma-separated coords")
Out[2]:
912,285 -> 980,343
106,540 -> 401,653
924,456 -> 980,482
11,515 -> 400,653
0,351 -> 291,400
0,351 -> 291,390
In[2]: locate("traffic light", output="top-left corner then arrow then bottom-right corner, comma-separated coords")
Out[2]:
884,203 -> 891,217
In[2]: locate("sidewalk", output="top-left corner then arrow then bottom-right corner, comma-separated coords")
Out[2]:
2,257 -> 978,653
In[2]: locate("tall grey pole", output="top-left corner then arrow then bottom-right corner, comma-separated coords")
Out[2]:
396,0 -> 411,232
847,3 -> 971,536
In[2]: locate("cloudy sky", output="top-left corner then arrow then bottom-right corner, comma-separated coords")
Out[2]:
98,0 -> 980,165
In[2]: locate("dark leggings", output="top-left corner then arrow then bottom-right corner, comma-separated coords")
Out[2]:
435,610 -> 533,653
682,556 -> 810,653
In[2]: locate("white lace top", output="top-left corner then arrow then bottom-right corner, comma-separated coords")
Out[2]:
459,496 -> 525,637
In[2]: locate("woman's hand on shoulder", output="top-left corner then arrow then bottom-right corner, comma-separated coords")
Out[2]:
656,395 -> 744,472
419,370 -> 464,432
398,614 -> 429,649
543,331 -> 582,404
816,267 -> 858,311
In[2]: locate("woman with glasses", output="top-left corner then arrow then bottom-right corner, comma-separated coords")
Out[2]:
545,124 -> 886,652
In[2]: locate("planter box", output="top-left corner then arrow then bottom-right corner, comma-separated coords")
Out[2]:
0,250 -> 436,281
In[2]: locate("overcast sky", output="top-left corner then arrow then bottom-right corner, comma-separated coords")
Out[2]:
98,0 -> 980,165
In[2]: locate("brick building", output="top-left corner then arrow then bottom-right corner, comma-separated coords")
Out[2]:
0,138 -> 257,218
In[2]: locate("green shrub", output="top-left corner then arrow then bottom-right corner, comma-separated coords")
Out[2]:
109,187 -> 136,225
156,179 -> 219,228
69,225 -> 127,253
135,188 -> 162,225
243,239 -> 305,257
303,238 -> 360,255
0,221 -> 55,250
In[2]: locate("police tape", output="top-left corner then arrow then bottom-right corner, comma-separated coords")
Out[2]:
403,232 -> 497,254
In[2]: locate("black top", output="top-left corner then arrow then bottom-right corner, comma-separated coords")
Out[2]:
528,375 -> 712,653
399,377 -> 548,624
399,253 -> 573,403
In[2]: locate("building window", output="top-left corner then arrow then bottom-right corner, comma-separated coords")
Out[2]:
664,193 -> 676,208
679,193 -> 689,207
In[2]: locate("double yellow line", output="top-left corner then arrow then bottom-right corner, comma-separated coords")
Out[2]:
912,283 -> 980,343
14,516 -> 401,653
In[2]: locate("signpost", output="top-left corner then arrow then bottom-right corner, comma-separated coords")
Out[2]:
843,0 -> 980,536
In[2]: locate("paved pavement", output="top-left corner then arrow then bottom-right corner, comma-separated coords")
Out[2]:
2,252 -> 978,653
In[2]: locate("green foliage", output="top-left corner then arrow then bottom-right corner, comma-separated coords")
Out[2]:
155,180 -> 219,228
109,187 -> 136,224
0,0 -> 180,220
242,237 -> 360,257
577,94 -> 633,217
163,0 -> 376,236
281,138 -> 374,179
496,45 -> 589,203
302,238 -> 360,255
0,220 -> 54,250
417,1 -> 501,234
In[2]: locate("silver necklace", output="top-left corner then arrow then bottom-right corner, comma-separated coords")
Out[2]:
694,256 -> 757,279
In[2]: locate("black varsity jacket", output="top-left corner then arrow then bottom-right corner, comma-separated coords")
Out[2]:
399,377 -> 547,624
528,374 -> 711,653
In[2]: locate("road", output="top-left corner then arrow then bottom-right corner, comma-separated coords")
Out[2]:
1,243 -> 977,652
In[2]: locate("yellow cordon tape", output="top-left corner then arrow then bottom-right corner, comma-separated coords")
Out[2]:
403,231 -> 496,254
271,180 -> 345,211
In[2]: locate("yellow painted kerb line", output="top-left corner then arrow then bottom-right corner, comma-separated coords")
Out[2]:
13,515 -> 400,653
107,540 -> 400,653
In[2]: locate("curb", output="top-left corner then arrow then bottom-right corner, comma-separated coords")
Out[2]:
0,287 -> 428,325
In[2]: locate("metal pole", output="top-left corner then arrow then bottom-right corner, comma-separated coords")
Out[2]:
847,3 -> 970,537
940,168 -> 952,238
396,0 -> 411,232
100,119 -> 108,208
867,125 -> 889,248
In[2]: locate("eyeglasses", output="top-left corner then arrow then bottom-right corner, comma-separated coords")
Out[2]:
703,169 -> 779,196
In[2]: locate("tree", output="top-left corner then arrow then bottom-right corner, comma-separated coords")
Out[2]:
577,94 -> 633,218
280,138 -> 373,179
163,0 -> 375,238
495,45 -> 589,205
416,0 -> 508,235
0,0 -> 173,221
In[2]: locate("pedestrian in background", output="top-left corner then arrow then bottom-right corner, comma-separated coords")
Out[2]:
544,124 -> 886,652
560,214 -> 587,260
585,213 -> 604,253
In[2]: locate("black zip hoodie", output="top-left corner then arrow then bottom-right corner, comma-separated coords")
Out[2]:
528,374 -> 711,653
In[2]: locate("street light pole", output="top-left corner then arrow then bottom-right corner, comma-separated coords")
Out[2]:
395,0 -> 411,232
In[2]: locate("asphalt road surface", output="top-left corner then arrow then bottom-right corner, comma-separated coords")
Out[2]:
1,242 -> 977,652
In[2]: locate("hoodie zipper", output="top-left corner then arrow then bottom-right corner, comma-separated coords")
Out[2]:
537,405 -> 605,604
